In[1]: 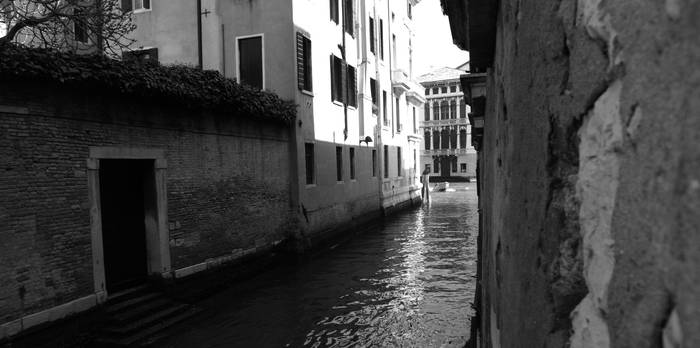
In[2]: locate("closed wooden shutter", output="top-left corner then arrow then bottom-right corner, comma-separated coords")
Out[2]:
297,33 -> 305,91
341,61 -> 347,104
330,55 -> 336,101
347,65 -> 357,107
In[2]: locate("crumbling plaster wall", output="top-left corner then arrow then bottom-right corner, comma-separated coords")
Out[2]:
480,0 -> 700,347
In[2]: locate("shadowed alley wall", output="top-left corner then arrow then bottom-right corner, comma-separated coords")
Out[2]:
444,0 -> 700,346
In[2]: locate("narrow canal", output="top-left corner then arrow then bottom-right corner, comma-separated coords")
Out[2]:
158,183 -> 478,348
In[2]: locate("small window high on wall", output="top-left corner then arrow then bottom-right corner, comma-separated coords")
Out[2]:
237,35 -> 264,90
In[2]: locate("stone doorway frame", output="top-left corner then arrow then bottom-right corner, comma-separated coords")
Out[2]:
87,147 -> 171,302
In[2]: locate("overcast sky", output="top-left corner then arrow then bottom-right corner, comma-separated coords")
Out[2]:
413,0 -> 470,77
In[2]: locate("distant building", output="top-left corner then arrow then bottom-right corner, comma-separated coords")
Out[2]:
417,64 -> 476,180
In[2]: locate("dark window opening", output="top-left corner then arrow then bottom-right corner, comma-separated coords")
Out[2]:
238,36 -> 263,90
450,100 -> 457,119
372,149 -> 377,177
460,98 -> 466,118
424,103 -> 430,121
383,145 -> 389,178
349,147 -> 356,179
432,87 -> 439,94
305,143 -> 315,184
450,85 -> 457,93
369,17 -> 375,54
379,19 -> 384,60
344,0 -> 354,36
395,97 -> 401,132
461,163 -> 467,173
397,147 -> 402,177
336,146 -> 343,181
433,130 -> 440,149
425,131 -> 431,150
382,90 -> 388,126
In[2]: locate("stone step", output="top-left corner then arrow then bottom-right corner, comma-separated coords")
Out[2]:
95,307 -> 202,347
106,284 -> 152,305
103,304 -> 190,335
106,292 -> 161,314
110,297 -> 173,324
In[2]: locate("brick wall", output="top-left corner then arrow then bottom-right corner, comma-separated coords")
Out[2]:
0,83 -> 293,325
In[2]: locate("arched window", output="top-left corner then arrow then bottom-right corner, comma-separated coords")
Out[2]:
433,130 -> 440,149
440,101 -> 449,120
424,131 -> 431,150
450,128 -> 458,149
450,100 -> 457,119
441,128 -> 450,149
460,129 -> 467,149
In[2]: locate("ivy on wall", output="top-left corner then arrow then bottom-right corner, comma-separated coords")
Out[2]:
0,43 -> 296,125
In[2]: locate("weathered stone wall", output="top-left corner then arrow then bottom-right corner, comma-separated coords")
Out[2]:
478,0 -> 700,346
0,83 -> 293,327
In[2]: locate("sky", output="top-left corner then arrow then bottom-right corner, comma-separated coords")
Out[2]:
413,0 -> 470,77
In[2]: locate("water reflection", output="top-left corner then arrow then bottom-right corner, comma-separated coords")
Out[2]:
158,183 -> 478,348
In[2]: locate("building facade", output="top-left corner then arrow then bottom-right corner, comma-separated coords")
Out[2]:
417,65 -> 476,181
124,0 -> 426,239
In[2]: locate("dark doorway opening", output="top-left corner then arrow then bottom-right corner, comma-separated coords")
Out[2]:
99,159 -> 155,293
440,156 -> 451,177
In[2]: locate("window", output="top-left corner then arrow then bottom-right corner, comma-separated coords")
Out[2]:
336,146 -> 343,181
296,33 -> 313,92
122,0 -> 151,12
441,100 -> 448,120
432,87 -> 439,94
382,90 -> 388,126
460,129 -> 467,149
73,9 -> 88,43
133,0 -> 151,11
383,145 -> 389,178
424,103 -> 430,121
330,0 -> 339,23
372,149 -> 377,177
450,100 -> 457,119
425,132 -> 431,150
461,163 -> 467,173
433,157 -> 439,173
450,128 -> 458,149
441,128 -> 450,149
450,85 -> 457,93
441,86 -> 447,94
349,148 -> 356,180
408,1 -> 413,19
237,35 -> 264,90
369,17 -> 376,54
433,130 -> 440,149
451,157 -> 458,172
305,143 -> 315,185
344,0 -> 354,36
370,78 -> 378,112
379,19 -> 384,60
412,106 -> 417,133
425,88 -> 430,95
330,56 -> 356,106
397,147 -> 402,177
460,99 -> 466,118
395,97 -> 401,132
330,55 -> 343,103
347,65 -> 357,107
392,34 -> 397,66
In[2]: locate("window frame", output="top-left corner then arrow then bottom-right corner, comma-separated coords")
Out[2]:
336,146 -> 344,182
235,33 -> 265,90
297,33 -> 313,93
305,143 -> 315,185
349,147 -> 356,180
132,0 -> 151,13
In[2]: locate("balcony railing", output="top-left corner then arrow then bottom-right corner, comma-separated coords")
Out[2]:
419,118 -> 469,127
422,148 -> 472,156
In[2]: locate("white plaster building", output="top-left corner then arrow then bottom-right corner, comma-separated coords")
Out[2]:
126,0 -> 425,238
417,64 -> 476,180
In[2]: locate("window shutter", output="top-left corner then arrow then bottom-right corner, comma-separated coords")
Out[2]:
305,39 -> 313,91
347,65 -> 357,107
122,0 -> 132,12
330,55 -> 336,101
296,33 -> 305,90
341,61 -> 348,104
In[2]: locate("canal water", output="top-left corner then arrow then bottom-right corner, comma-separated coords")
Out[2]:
158,183 -> 478,348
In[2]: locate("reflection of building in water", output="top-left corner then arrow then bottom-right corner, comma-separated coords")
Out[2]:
417,63 -> 476,181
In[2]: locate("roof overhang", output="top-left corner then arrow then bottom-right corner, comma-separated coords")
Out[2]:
441,0 -> 498,72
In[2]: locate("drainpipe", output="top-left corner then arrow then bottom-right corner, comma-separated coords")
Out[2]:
197,0 -> 203,69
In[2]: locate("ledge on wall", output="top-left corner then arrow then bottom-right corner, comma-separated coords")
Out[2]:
0,43 -> 296,125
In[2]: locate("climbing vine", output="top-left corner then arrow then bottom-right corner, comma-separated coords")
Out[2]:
0,43 -> 297,125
